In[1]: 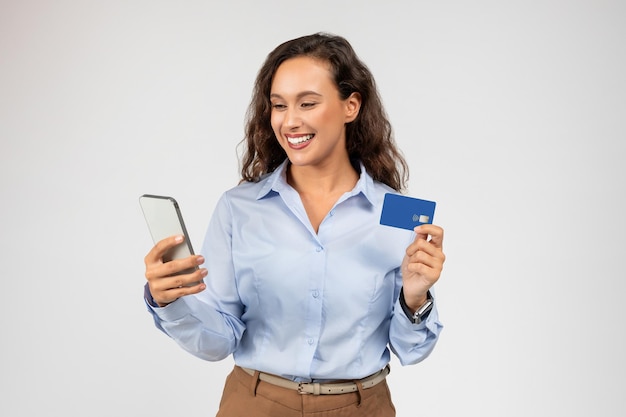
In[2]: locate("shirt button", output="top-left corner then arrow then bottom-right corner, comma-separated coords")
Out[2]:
315,246 -> 323,252
312,290 -> 319,298
307,338 -> 315,345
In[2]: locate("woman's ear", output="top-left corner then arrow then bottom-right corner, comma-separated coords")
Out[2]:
344,92 -> 362,123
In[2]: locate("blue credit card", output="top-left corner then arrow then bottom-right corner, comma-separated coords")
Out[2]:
379,193 -> 436,230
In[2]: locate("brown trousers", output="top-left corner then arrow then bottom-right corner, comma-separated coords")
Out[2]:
216,366 -> 396,417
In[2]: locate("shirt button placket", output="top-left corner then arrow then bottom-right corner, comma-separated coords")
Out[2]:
303,243 -> 324,362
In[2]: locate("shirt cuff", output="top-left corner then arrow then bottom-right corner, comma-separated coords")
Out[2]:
144,283 -> 160,308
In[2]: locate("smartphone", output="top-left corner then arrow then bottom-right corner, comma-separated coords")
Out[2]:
139,194 -> 199,277
379,193 -> 436,231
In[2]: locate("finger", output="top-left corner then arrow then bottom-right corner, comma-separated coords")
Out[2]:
145,253 -> 204,281
405,260 -> 435,277
413,224 -> 444,249
408,248 -> 445,271
412,228 -> 429,242
405,254 -> 444,286
406,230 -> 441,257
144,235 -> 185,266
413,239 -> 446,260
405,234 -> 429,257
153,268 -> 208,291
153,271 -> 207,306
162,255 -> 205,278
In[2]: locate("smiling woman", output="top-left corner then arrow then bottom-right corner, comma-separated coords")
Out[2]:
269,57 -> 361,176
142,32 -> 446,417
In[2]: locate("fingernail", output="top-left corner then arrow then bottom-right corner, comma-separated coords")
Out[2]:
196,256 -> 205,265
174,235 -> 184,243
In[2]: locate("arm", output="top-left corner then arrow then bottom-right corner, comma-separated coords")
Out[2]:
143,194 -> 246,361
389,283 -> 443,365
401,224 -> 445,311
389,224 -> 446,365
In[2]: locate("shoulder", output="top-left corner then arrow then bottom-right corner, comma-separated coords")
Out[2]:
217,173 -> 275,210
359,166 -> 400,209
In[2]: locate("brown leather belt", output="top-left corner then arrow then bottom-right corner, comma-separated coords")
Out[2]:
240,365 -> 390,395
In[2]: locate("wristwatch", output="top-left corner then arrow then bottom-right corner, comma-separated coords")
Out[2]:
399,288 -> 434,324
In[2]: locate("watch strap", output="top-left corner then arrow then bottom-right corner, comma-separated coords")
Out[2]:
399,287 -> 433,324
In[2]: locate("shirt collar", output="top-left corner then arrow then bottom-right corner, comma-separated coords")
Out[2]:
256,159 -> 378,206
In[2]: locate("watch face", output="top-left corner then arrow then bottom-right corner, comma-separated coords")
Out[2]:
413,301 -> 433,323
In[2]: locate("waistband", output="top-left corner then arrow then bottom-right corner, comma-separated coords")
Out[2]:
239,365 -> 390,395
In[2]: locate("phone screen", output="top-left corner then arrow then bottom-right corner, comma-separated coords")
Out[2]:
139,194 -> 198,276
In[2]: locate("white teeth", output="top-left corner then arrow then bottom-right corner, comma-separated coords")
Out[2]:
287,134 -> 314,145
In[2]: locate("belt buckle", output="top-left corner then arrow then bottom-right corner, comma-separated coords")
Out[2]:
297,382 -> 310,395
298,382 -> 322,395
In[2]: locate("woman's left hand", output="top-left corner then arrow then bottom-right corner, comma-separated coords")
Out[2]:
401,224 -> 446,311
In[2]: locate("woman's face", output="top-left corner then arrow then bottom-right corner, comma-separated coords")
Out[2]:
269,56 -> 360,171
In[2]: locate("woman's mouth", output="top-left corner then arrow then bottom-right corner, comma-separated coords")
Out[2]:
287,134 -> 314,145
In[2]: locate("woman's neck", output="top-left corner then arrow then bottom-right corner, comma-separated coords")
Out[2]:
286,159 -> 359,233
286,159 -> 359,197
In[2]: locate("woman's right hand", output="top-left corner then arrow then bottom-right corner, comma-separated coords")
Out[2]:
144,235 -> 207,307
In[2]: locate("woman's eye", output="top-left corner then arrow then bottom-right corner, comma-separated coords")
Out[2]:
271,103 -> 286,110
301,102 -> 317,108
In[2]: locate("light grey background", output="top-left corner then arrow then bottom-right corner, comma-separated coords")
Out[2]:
1,1 -> 625,416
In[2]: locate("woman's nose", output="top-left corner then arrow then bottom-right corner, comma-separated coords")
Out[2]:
283,107 -> 301,129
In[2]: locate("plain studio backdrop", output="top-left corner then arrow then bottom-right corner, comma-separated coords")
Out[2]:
1,1 -> 624,416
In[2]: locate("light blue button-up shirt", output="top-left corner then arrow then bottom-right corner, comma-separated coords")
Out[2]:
147,160 -> 443,382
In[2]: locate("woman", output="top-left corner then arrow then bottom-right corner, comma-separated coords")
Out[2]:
144,32 -> 445,416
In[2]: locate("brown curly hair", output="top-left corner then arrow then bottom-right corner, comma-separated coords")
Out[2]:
239,32 -> 408,192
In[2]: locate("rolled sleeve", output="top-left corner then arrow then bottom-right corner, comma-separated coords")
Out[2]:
389,290 -> 443,366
